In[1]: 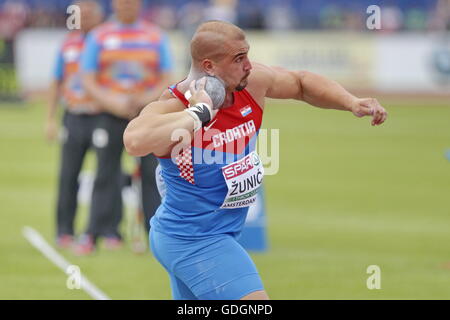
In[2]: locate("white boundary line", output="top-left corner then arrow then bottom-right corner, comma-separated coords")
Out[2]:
22,226 -> 111,300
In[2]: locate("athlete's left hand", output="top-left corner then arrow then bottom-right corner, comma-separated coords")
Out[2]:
350,98 -> 388,126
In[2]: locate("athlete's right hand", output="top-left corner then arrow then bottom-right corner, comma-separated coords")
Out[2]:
188,77 -> 217,119
350,97 -> 387,126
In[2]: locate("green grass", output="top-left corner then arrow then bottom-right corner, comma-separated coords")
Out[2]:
1,99 -> 449,299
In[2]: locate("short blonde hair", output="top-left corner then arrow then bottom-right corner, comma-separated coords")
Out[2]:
190,20 -> 246,63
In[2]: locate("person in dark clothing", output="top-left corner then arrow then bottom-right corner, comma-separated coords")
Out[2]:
46,0 -> 104,249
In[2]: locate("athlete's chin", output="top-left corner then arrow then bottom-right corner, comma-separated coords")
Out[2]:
235,79 -> 248,92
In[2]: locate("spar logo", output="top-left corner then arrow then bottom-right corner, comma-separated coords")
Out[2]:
223,154 -> 256,179
223,153 -> 261,180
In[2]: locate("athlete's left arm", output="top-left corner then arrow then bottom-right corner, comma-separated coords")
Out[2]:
253,62 -> 387,126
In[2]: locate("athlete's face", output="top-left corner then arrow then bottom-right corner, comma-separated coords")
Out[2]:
113,0 -> 141,24
213,39 -> 252,92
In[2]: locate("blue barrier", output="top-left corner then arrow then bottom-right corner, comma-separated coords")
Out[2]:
238,186 -> 268,252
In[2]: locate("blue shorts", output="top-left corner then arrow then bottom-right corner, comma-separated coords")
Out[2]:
149,229 -> 264,300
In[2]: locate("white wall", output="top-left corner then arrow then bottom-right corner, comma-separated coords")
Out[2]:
374,33 -> 450,93
15,29 -> 67,91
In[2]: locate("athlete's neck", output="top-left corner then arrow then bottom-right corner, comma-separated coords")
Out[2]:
185,67 -> 207,84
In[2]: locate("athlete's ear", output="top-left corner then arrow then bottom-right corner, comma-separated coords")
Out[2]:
202,59 -> 215,76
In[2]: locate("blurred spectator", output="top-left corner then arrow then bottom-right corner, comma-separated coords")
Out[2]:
177,1 -> 205,70
343,10 -> 364,31
382,5 -> 404,32
74,0 -> 173,255
319,4 -> 345,30
176,0 -> 239,70
263,0 -> 297,31
143,4 -> 177,30
204,0 -> 238,24
431,0 -> 450,31
178,1 -> 204,35
404,8 -> 427,31
0,0 -> 443,33
0,0 -> 29,39
236,1 -> 264,29
179,0 -> 240,33
46,0 -> 104,249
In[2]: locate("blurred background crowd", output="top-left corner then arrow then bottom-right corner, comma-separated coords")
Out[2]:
1,0 -> 450,41
1,0 -> 450,102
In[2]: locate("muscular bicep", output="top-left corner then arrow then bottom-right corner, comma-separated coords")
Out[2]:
264,65 -> 304,100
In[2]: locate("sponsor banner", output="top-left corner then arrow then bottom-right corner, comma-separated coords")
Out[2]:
245,31 -> 375,90
14,29 -> 450,94
374,33 -> 450,93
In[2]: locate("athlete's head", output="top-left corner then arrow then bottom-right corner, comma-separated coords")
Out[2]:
190,20 -> 252,92
112,0 -> 141,24
74,0 -> 103,33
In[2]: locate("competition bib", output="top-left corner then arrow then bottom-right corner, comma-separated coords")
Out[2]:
221,151 -> 264,209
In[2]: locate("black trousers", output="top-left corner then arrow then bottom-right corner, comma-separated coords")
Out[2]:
56,112 -> 99,237
86,113 -> 160,240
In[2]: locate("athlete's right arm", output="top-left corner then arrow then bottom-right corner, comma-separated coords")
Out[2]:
123,98 -> 194,157
124,79 -> 214,157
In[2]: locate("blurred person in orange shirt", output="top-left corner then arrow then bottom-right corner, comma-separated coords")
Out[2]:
45,0 -> 104,249
433,0 -> 450,30
74,0 -> 173,255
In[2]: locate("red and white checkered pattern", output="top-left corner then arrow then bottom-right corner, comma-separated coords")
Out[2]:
176,146 -> 195,184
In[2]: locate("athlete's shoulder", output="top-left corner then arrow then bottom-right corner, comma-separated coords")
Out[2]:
249,62 -> 276,83
245,62 -> 274,103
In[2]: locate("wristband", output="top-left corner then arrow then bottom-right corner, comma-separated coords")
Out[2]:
184,103 -> 212,131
